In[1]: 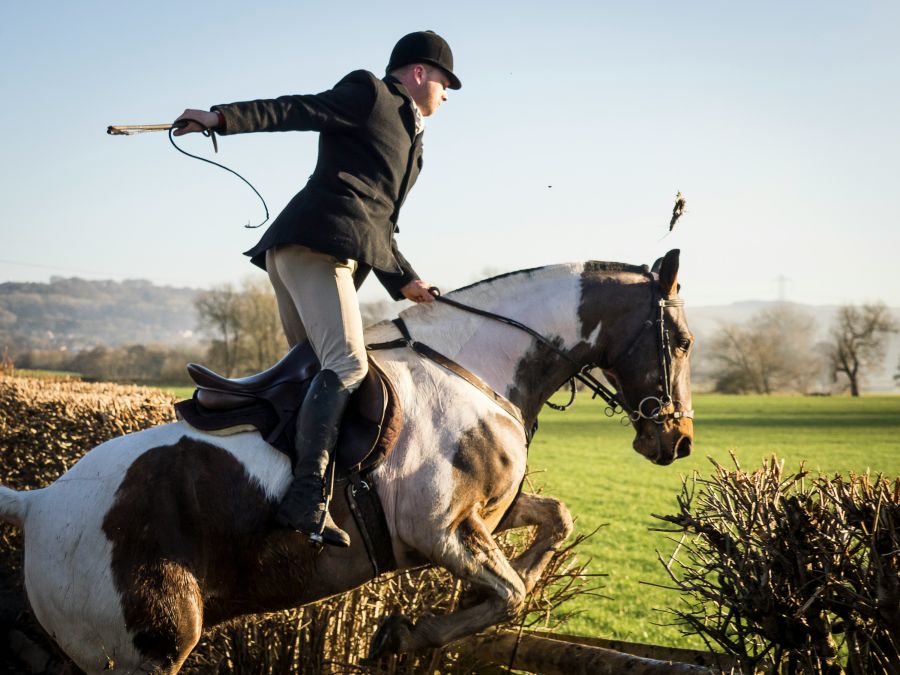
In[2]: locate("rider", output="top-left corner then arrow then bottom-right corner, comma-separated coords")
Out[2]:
175,31 -> 461,548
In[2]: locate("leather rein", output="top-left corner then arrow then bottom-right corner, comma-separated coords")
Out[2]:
367,282 -> 693,433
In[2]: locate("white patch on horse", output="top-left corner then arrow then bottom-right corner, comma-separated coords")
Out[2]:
392,264 -> 588,401
364,350 -> 527,568
586,318 -> 604,348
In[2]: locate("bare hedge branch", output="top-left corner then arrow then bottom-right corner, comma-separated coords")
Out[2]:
654,453 -> 900,674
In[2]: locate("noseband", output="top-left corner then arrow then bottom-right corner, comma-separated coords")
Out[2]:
428,285 -> 693,427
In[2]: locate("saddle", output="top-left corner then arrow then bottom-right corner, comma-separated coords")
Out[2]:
174,343 -> 402,474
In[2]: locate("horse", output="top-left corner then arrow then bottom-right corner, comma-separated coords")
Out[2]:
0,249 -> 693,674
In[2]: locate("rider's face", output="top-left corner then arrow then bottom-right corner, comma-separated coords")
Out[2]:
410,65 -> 449,117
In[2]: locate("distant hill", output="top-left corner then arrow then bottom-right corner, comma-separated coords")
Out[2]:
0,277 -> 201,351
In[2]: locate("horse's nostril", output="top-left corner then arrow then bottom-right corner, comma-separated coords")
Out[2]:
676,437 -> 692,459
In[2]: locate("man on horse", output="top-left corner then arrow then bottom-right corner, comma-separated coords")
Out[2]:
174,31 -> 461,548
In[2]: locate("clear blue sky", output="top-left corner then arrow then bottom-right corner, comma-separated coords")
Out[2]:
2,1 -> 898,307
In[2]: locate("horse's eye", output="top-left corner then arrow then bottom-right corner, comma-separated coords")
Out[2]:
678,338 -> 693,353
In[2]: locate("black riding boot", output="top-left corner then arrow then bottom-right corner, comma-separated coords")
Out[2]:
275,369 -> 352,547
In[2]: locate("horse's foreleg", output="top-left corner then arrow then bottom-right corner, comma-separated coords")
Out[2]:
494,492 -> 574,593
370,512 -> 525,656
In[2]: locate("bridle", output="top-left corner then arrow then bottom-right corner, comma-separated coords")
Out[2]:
429,282 -> 693,427
593,292 -> 694,426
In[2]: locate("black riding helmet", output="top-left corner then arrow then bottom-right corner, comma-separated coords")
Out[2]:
386,30 -> 462,90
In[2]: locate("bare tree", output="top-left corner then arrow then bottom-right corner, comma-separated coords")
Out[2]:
237,278 -> 286,373
826,303 -> 896,396
707,305 -> 821,394
196,279 -> 288,377
195,284 -> 243,377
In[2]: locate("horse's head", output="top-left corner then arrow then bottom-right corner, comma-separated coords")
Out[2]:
586,249 -> 694,465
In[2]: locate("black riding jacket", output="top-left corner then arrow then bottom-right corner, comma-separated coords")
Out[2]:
213,70 -> 423,299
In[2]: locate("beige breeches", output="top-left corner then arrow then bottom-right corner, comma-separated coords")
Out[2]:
266,245 -> 368,391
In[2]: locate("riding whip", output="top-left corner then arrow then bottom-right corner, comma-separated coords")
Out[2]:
106,120 -> 269,228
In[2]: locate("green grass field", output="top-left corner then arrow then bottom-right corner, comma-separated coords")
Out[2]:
165,386 -> 196,400
529,393 -> 900,647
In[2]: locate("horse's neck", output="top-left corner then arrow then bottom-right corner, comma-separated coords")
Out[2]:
388,264 -> 612,424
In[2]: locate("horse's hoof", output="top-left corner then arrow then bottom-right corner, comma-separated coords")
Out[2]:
368,614 -> 415,659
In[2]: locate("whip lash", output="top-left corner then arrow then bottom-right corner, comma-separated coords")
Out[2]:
106,120 -> 269,228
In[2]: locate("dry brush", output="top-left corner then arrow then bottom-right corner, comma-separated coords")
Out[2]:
653,454 -> 900,674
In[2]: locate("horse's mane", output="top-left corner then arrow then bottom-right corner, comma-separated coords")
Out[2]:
583,260 -> 652,276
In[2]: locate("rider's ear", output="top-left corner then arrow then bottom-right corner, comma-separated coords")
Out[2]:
658,249 -> 680,298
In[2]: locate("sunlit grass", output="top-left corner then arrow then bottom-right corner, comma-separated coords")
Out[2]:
160,385 -> 195,400
530,393 -> 900,646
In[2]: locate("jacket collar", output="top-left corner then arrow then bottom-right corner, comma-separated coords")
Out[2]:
384,75 -> 422,139
384,74 -> 411,100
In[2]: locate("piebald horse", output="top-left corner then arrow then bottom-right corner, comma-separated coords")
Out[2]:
0,250 -> 693,674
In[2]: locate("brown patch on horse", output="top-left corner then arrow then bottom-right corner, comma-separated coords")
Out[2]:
450,415 -> 521,527
578,261 -> 649,341
102,436 -> 318,664
507,338 -> 574,428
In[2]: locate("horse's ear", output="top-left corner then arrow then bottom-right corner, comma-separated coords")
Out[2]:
651,257 -> 663,274
658,249 -> 680,298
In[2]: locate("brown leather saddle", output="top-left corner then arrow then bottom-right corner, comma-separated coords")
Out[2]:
174,342 -> 402,473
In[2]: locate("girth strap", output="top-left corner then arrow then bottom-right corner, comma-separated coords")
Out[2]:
367,318 -> 526,429
344,471 -> 396,577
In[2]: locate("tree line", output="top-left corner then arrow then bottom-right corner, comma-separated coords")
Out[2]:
15,343 -> 204,385
9,278 -> 898,394
704,303 -> 896,396
12,279 -> 394,384
192,287 -> 896,395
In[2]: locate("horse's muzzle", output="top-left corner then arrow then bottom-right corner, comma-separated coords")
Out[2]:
633,418 -> 693,465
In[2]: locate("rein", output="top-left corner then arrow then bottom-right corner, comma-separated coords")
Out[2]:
368,283 -> 692,431
436,289 -> 693,425
431,292 -> 625,417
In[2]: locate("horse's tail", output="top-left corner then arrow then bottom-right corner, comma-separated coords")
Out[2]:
0,485 -> 28,528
